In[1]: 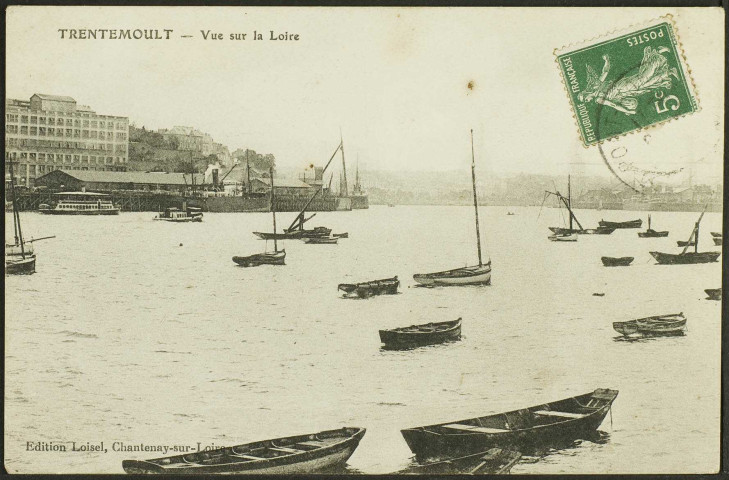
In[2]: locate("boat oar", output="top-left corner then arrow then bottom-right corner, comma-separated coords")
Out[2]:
27,235 -> 56,243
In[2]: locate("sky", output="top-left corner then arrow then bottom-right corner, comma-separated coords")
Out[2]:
5,6 -> 725,184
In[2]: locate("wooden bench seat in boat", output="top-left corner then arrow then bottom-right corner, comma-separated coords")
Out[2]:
270,447 -> 305,454
229,454 -> 265,461
442,423 -> 509,434
534,410 -> 587,419
295,440 -> 327,448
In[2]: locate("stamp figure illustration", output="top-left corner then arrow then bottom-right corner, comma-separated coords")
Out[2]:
556,18 -> 698,146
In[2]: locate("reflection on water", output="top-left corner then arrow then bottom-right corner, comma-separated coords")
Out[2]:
4,206 -> 721,474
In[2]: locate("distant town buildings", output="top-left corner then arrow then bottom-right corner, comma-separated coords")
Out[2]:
156,126 -> 231,165
5,94 -> 130,186
34,169 -> 206,195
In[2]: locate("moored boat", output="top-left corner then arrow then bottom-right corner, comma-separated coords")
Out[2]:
638,215 -> 668,237
545,177 -> 613,235
332,232 -> 349,238
598,219 -> 642,229
379,318 -> 461,349
154,206 -> 203,222
398,448 -> 521,475
5,255 -> 36,275
5,159 -> 39,275
548,233 -> 577,242
677,240 -> 695,247
122,427 -> 365,474
601,256 -> 633,267
651,208 -> 720,265
400,388 -> 618,459
713,237 -> 722,246
710,232 -> 722,238
705,288 -> 721,301
613,312 -> 686,337
338,276 -> 399,298
413,130 -> 491,287
549,226 -> 615,235
39,191 -> 120,215
253,227 -> 331,240
303,236 -> 339,244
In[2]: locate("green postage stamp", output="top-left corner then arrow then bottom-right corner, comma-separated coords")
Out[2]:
555,16 -> 698,147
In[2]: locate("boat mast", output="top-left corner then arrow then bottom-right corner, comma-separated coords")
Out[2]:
270,167 -> 278,252
648,214 -> 652,230
8,157 -> 26,258
470,129 -> 483,267
340,129 -> 348,197
568,175 -> 573,230
681,207 -> 707,255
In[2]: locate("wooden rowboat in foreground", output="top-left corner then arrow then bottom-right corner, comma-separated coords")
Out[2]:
613,312 -> 686,337
122,427 -> 365,474
400,389 -> 618,460
601,256 -> 634,267
398,448 -> 522,475
380,318 -> 461,349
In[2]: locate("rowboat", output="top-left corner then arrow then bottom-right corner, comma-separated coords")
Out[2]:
705,289 -> 721,301
233,250 -> 286,267
379,318 -> 461,349
338,276 -> 399,298
651,208 -> 720,265
598,219 -> 642,229
677,240 -> 696,247
413,130 -> 491,287
601,256 -> 633,267
713,237 -> 722,246
548,233 -> 577,242
332,232 -> 349,238
549,226 -> 615,235
253,227 -> 331,240
613,312 -> 686,337
414,263 -> 491,286
398,448 -> 521,475
303,236 -> 338,244
638,215 -> 668,237
122,427 -> 365,474
400,389 -> 618,459
710,232 -> 722,238
234,167 -> 286,267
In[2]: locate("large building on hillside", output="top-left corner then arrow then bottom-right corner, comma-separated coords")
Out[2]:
5,94 -> 129,187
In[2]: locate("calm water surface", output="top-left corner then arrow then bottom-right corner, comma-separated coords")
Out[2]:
4,206 -> 722,473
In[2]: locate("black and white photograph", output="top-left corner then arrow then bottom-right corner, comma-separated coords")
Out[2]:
3,5 -> 724,475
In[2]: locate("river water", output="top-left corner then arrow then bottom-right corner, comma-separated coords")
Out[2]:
4,206 -> 722,474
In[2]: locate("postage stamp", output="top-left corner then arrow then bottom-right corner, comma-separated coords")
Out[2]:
555,15 -> 699,147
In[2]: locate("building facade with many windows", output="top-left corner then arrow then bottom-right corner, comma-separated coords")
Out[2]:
5,94 -> 129,187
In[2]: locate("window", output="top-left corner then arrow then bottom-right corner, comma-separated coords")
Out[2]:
73,155 -> 80,163
48,117 -> 55,125
82,130 -> 89,138
20,115 -> 28,122
20,126 -> 28,135
66,128 -> 72,136
39,117 -> 46,124
65,155 -> 71,163
74,130 -> 80,138
39,127 -> 46,136
83,120 -> 90,127
6,114 -> 18,122
38,153 -> 46,162
30,116 -> 37,123
91,121 -> 98,128
6,125 -> 18,134
99,121 -> 105,128
30,127 -> 37,135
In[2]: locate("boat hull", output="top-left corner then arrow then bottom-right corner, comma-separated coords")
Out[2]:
413,264 -> 491,286
303,237 -> 338,244
338,277 -> 399,298
5,255 -> 36,275
398,448 -> 521,475
122,428 -> 365,475
232,251 -> 286,267
39,208 -> 120,215
548,234 -> 577,242
549,227 -> 614,235
713,237 -> 722,246
601,256 -> 634,267
705,289 -> 721,300
598,219 -> 642,229
613,314 -> 686,337
401,389 -> 618,460
650,251 -> 721,265
379,319 -> 461,349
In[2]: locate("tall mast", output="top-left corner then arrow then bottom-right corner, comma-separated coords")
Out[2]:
470,129 -> 483,267
648,214 -> 652,230
8,156 -> 25,258
340,129 -> 348,197
270,167 -> 278,252
246,151 -> 251,195
567,176 -> 572,230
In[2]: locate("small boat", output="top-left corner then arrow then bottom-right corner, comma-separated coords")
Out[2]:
705,288 -> 721,301
398,448 -> 522,475
545,177 -> 613,235
234,167 -> 286,267
303,236 -> 339,244
601,256 -> 633,267
400,388 -> 618,459
154,205 -> 203,222
338,276 -> 399,298
713,237 -> 722,246
506,212 -> 515,216
332,232 -> 349,238
598,219 -> 642,229
549,226 -> 615,235
677,240 -> 696,247
39,191 -> 120,215
548,233 -> 577,242
122,427 -> 365,474
6,160 -> 38,275
413,130 -> 491,287
710,232 -> 722,238
253,227 -> 331,240
593,292 -> 605,297
613,312 -> 686,337
651,208 -> 720,265
638,215 -> 669,237
380,318 -> 461,349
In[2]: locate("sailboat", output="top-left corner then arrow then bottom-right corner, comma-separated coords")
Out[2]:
650,208 -> 720,265
546,176 -> 614,235
413,130 -> 491,286
233,167 -> 285,267
6,160 -> 36,275
638,214 -> 669,238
